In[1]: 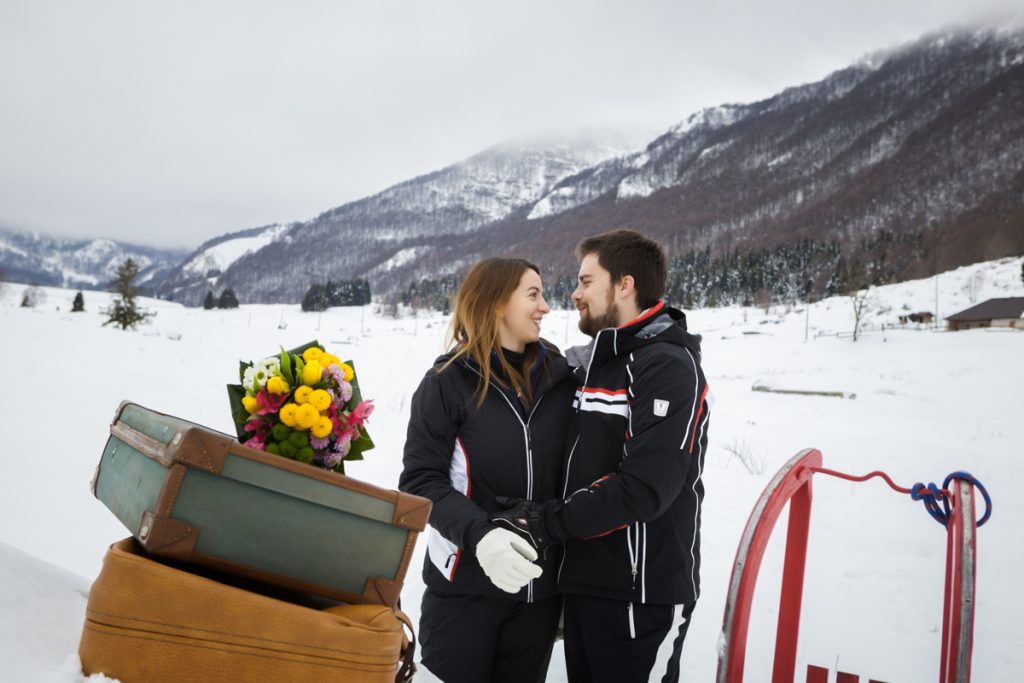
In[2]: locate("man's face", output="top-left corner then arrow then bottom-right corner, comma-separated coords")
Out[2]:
572,253 -> 619,337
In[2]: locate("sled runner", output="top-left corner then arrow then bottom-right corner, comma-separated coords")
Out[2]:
92,401 -> 431,606
79,538 -> 416,683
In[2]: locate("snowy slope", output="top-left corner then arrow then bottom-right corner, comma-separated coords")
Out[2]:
0,543 -> 113,682
180,224 -> 291,278
0,256 -> 1021,681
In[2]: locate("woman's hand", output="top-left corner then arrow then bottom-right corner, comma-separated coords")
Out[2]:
474,528 -> 542,593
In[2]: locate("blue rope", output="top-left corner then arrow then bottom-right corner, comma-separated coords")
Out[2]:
910,471 -> 991,528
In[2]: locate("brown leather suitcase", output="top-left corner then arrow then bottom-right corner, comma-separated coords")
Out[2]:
93,401 -> 430,606
79,538 -> 416,683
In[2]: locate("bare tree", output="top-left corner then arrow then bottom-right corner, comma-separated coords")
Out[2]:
851,288 -> 874,342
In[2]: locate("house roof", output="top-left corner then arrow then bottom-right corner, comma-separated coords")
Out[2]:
945,297 -> 1024,321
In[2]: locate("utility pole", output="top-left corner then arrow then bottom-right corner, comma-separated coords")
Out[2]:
804,298 -> 810,343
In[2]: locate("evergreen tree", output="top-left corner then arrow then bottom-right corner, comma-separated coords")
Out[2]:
72,291 -> 85,312
302,284 -> 330,312
103,258 -> 154,330
203,290 -> 216,310
218,288 -> 240,309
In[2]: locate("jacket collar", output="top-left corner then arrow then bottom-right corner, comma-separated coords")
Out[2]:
568,302 -> 702,369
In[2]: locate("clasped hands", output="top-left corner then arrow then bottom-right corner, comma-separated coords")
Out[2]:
477,496 -> 548,593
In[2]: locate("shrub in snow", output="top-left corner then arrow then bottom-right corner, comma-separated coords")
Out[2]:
20,285 -> 46,308
218,288 -> 239,309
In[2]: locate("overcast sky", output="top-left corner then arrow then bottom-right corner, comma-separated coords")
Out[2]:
1,1 -> 1020,249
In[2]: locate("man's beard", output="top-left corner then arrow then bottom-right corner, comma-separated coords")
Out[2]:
577,292 -> 618,337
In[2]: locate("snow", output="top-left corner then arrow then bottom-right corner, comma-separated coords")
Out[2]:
367,246 -> 435,274
1,256 -> 1022,681
181,224 -> 289,277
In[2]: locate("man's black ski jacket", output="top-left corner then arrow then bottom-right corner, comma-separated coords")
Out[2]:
542,301 -> 712,605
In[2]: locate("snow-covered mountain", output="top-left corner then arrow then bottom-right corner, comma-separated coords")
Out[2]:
157,135 -> 641,305
10,26 -> 1022,307
0,228 -> 187,292
376,26 -> 1024,294
154,223 -> 296,302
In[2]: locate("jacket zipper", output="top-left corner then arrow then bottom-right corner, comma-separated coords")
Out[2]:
627,601 -> 636,640
464,363 -> 568,603
627,523 -> 639,589
558,334 -> 606,584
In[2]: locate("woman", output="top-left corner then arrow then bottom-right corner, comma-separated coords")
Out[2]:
399,257 -> 575,683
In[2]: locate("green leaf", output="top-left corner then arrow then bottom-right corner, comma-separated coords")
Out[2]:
279,346 -> 294,386
238,361 -> 252,383
226,384 -> 249,441
345,427 -> 374,461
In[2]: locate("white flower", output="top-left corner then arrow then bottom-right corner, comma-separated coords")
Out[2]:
242,367 -> 257,393
256,357 -> 280,376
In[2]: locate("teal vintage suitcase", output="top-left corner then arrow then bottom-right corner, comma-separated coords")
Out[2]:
92,401 -> 430,606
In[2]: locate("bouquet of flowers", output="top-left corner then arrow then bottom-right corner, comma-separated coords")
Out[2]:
227,340 -> 374,473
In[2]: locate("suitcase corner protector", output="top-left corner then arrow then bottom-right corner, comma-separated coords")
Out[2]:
138,511 -> 198,561
392,494 -> 432,531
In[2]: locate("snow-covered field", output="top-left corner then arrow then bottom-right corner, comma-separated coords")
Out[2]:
1,256 -> 1021,682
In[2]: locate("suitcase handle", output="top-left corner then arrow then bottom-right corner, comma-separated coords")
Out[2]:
395,609 -> 416,683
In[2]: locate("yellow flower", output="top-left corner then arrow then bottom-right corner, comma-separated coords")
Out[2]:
302,361 -> 323,386
309,389 -> 332,412
241,395 -> 259,414
279,403 -> 299,427
294,385 -> 313,405
266,376 -> 290,395
321,353 -> 341,369
338,363 -> 354,382
302,347 -> 324,363
311,416 -> 333,439
295,404 -> 319,430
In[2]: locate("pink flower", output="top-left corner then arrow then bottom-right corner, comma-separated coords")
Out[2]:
255,388 -> 287,415
346,399 -> 374,432
245,435 -> 267,451
244,418 -> 272,439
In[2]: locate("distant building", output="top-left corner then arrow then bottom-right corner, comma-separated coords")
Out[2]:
945,297 -> 1024,331
898,311 -> 935,325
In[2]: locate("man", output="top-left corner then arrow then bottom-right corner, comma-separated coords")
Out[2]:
495,229 -> 711,682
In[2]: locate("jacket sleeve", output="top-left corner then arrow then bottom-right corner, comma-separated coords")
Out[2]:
543,351 -> 707,541
398,369 -> 494,551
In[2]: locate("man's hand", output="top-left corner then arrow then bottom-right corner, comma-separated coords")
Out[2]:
491,496 -> 551,551
475,528 -> 543,593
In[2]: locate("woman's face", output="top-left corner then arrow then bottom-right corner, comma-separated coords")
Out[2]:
498,269 -> 550,352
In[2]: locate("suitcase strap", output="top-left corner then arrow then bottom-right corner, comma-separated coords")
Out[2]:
395,609 -> 416,683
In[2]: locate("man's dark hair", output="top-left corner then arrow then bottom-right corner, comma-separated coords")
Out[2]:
576,229 -> 667,309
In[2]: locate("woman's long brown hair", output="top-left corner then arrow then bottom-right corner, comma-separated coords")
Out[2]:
442,257 -> 543,408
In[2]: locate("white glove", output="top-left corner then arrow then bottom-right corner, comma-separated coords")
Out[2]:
475,527 -> 543,593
